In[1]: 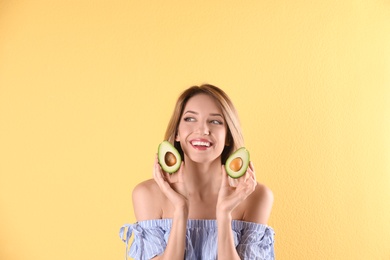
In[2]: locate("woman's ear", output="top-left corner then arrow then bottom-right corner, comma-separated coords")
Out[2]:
175,132 -> 180,142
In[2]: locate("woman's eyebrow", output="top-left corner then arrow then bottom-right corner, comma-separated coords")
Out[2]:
184,110 -> 223,118
183,110 -> 198,115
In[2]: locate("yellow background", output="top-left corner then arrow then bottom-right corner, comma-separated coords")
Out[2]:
1,1 -> 389,259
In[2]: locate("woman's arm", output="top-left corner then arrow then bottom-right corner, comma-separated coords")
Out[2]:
154,160 -> 188,260
216,212 -> 241,260
152,208 -> 188,260
216,162 -> 273,259
132,157 -> 189,260
132,182 -> 188,260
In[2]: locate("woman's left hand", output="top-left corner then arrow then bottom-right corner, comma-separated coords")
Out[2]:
216,161 -> 257,216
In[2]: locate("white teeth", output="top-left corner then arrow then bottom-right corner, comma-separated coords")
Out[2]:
191,141 -> 211,147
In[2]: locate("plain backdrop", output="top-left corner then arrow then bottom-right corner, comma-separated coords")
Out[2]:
1,1 -> 390,259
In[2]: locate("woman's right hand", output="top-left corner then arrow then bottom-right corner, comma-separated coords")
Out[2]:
153,154 -> 189,213
152,155 -> 189,260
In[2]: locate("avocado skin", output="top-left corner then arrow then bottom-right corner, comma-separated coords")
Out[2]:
158,141 -> 182,174
225,147 -> 250,178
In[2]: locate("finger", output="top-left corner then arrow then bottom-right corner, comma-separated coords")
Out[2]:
154,161 -> 164,184
154,165 -> 176,195
154,154 -> 169,187
153,154 -> 160,179
237,173 -> 255,192
237,171 -> 249,184
249,161 -> 254,171
243,162 -> 254,180
154,153 -> 175,183
247,161 -> 257,184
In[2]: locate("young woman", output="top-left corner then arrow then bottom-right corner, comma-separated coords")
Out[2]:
120,84 -> 275,260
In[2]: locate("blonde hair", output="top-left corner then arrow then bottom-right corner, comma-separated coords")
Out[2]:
164,84 -> 244,163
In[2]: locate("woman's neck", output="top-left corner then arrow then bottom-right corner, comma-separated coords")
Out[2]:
183,158 -> 222,198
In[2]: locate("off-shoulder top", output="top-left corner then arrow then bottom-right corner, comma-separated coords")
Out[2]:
119,219 -> 275,260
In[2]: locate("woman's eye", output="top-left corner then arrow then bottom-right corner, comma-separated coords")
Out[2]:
210,120 -> 223,125
184,117 -> 196,122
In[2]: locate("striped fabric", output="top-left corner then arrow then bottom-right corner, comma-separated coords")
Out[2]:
119,219 -> 275,260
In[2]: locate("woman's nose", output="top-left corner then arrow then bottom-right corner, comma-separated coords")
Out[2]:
197,122 -> 210,135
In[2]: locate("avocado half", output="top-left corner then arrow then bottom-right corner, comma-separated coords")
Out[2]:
158,141 -> 182,174
225,147 -> 250,178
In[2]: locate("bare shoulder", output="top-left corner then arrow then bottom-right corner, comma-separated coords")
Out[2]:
243,182 -> 274,224
132,179 -> 163,221
132,179 -> 160,196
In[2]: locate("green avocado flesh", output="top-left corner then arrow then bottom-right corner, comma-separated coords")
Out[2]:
158,141 -> 182,173
225,147 -> 250,178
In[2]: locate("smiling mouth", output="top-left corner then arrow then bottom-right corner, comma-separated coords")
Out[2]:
190,140 -> 212,148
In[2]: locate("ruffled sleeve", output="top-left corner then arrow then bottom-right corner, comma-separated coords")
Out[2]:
119,219 -> 274,260
232,221 -> 275,260
119,220 -> 171,260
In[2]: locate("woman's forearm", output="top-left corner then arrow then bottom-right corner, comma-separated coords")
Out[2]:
217,213 -> 241,260
154,208 -> 188,260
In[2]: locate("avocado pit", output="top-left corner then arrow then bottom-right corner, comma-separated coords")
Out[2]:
229,157 -> 243,172
165,152 -> 177,167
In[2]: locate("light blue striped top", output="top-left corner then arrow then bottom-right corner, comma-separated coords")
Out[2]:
119,219 -> 275,260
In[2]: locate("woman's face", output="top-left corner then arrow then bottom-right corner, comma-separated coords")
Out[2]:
175,94 -> 227,164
